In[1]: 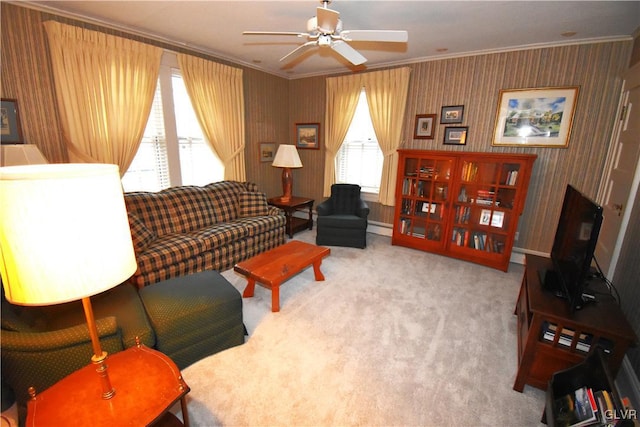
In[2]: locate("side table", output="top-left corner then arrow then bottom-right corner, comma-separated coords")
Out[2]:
26,342 -> 190,427
268,196 -> 314,238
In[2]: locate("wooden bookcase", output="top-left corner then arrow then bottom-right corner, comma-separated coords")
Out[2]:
392,150 -> 537,271
514,254 -> 636,393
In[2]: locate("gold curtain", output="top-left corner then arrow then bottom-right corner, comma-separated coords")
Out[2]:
323,68 -> 411,202
361,68 -> 411,206
43,21 -> 161,174
177,54 -> 246,181
323,74 -> 362,197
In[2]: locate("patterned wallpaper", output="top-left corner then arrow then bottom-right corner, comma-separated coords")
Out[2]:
0,2 -> 633,256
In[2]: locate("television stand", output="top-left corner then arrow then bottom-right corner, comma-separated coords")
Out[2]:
514,254 -> 636,392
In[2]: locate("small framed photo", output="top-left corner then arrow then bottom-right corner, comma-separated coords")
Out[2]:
414,114 -> 436,139
492,86 -> 579,147
443,126 -> 468,145
479,209 -> 505,228
440,105 -> 464,124
259,142 -> 276,162
1,98 -> 24,144
295,123 -> 320,149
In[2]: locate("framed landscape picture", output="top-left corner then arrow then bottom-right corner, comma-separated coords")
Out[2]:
443,126 -> 468,145
295,123 -> 320,149
492,86 -> 579,147
259,142 -> 276,162
1,98 -> 23,144
414,114 -> 436,139
440,105 -> 464,124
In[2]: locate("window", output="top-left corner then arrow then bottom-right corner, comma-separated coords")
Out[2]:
122,57 -> 223,192
336,88 -> 383,194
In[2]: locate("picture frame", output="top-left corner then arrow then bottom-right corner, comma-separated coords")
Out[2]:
440,105 -> 464,124
259,142 -> 276,163
479,209 -> 505,228
414,114 -> 436,139
492,86 -> 579,147
295,123 -> 320,149
443,126 -> 468,145
1,98 -> 24,144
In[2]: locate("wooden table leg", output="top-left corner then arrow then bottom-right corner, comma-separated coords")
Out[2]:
181,396 -> 190,427
271,283 -> 280,312
312,260 -> 325,281
243,278 -> 256,298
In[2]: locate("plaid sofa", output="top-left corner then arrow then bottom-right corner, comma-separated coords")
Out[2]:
125,181 -> 286,287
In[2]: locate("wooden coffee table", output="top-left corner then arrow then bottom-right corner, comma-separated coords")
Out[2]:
234,241 -> 330,312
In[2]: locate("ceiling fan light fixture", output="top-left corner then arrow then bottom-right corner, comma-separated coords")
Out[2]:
243,0 -> 408,68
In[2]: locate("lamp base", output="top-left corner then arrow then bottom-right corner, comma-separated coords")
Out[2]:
82,297 -> 116,400
91,351 -> 115,399
281,167 -> 293,202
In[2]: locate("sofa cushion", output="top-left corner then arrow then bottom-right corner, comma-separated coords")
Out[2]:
193,222 -> 250,250
162,186 -> 218,233
46,283 -> 155,349
128,212 -> 157,254
125,192 -> 175,236
136,233 -> 208,273
204,181 -> 252,223
238,191 -> 269,218
1,300 -> 48,332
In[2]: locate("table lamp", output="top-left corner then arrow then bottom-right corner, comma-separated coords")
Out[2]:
1,144 -> 48,166
272,144 -> 302,202
0,163 -> 137,400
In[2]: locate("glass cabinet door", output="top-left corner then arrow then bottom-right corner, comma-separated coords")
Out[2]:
397,157 -> 452,245
450,161 -> 522,254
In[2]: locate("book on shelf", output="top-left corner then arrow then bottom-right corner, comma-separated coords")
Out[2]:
553,386 -> 599,427
506,169 -> 519,185
461,162 -> 478,181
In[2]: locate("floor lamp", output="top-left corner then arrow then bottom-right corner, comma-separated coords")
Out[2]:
0,163 -> 137,400
272,145 -> 302,202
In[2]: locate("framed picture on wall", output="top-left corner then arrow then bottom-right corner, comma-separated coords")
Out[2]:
295,123 -> 320,149
443,126 -> 468,145
492,86 -> 579,147
1,98 -> 24,144
440,105 -> 464,124
259,142 -> 276,162
414,114 -> 436,139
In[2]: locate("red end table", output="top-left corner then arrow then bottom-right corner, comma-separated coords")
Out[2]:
26,342 -> 190,426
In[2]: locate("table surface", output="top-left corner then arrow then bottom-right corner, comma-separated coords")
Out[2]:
234,240 -> 330,286
267,196 -> 313,208
26,344 -> 190,427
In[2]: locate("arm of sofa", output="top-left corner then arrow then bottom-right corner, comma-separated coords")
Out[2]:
267,205 -> 283,216
1,317 -> 124,408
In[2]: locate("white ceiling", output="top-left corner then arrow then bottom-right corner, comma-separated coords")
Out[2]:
25,0 -> 640,79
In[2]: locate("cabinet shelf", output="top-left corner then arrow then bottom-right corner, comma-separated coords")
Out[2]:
392,150 -> 536,271
513,254 -> 637,394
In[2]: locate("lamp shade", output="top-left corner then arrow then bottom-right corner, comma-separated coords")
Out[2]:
1,144 -> 48,166
272,145 -> 302,168
0,163 -> 136,306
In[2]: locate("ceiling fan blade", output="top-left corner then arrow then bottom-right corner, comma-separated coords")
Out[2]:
243,31 -> 307,37
280,41 -> 317,63
331,40 -> 367,66
316,6 -> 339,33
340,30 -> 408,43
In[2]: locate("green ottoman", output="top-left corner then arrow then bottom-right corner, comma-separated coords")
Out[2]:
138,270 -> 245,370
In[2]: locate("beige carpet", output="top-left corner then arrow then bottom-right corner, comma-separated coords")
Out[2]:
174,230 -> 546,426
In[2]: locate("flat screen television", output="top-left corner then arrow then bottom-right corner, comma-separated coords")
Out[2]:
541,184 -> 604,312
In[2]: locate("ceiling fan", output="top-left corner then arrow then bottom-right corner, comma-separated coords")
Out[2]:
242,0 -> 408,66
